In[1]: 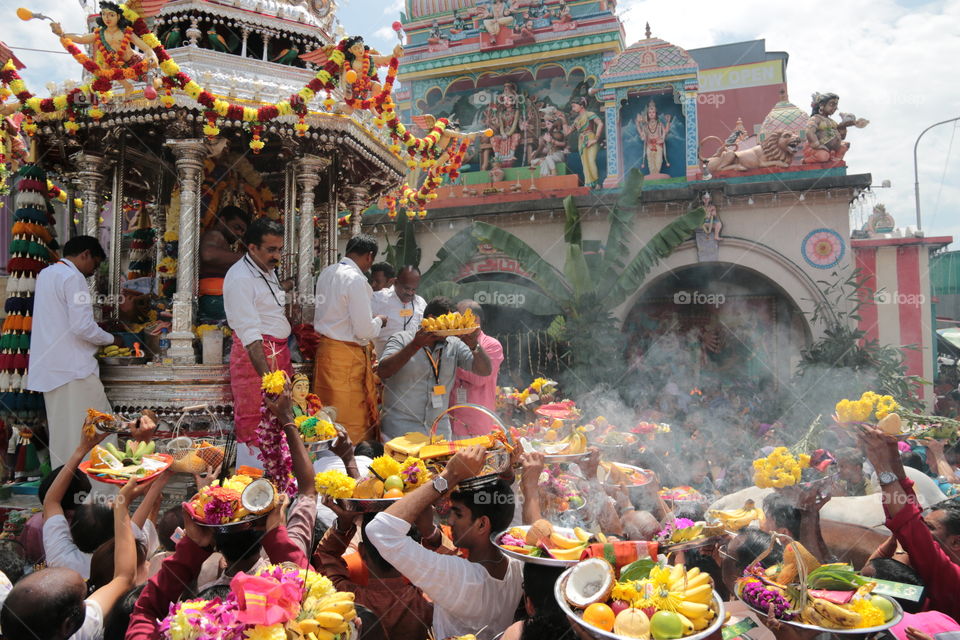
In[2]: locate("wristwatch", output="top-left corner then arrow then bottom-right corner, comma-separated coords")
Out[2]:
432,475 -> 449,494
878,471 -> 899,486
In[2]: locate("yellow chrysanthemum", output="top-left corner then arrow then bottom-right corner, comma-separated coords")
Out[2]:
301,570 -> 335,600
261,370 -> 286,395
370,455 -> 402,481
220,474 -> 254,494
849,598 -> 885,628
314,470 -> 356,499
244,624 -> 286,640
165,599 -> 209,640
399,457 -> 431,489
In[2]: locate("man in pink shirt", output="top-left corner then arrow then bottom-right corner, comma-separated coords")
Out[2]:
449,300 -> 504,437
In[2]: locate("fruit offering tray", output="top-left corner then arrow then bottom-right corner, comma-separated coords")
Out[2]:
495,521 -> 594,566
555,558 -> 724,640
735,541 -> 903,635
80,441 -> 172,485
421,309 -> 479,336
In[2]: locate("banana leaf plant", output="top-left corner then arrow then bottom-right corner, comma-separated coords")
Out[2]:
419,169 -> 707,396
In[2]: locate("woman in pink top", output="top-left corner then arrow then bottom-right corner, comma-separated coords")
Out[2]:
448,301 -> 504,437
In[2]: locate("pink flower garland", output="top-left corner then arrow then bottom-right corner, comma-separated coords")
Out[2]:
256,399 -> 296,498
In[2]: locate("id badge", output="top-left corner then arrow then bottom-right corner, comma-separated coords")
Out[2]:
456,387 -> 467,404
431,394 -> 444,408
399,308 -> 413,317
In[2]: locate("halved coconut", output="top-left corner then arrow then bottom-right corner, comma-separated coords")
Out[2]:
563,558 -> 616,609
878,412 -> 902,436
525,519 -> 553,546
240,478 -> 277,515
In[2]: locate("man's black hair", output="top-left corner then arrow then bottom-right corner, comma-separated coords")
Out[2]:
931,498 -> 960,536
867,558 -> 925,614
521,563 -> 565,616
88,538 -> 147,593
39,465 -> 91,512
371,262 -> 396,279
157,507 -> 184,553
63,235 -> 107,261
1,570 -> 87,640
450,477 -> 515,533
345,235 -> 378,258
70,502 -> 115,554
900,450 -> 929,474
458,299 -> 485,325
103,584 -> 146,640
214,528 -> 265,564
219,205 -> 252,226
0,540 -> 26,585
242,217 -> 284,247
424,296 -> 455,319
196,583 -> 233,602
730,529 -> 782,573
355,603 -> 387,640
762,492 -> 801,539
354,440 -> 384,459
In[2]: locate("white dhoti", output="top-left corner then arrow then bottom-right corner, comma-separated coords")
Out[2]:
534,151 -> 564,176
43,373 -> 111,468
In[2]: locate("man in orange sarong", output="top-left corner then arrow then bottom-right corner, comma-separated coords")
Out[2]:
312,235 -> 387,444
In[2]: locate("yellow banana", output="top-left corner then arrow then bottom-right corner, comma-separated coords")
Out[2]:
321,601 -> 356,617
305,628 -> 336,640
674,612 -> 695,635
323,621 -> 350,635
549,532 -> 585,550
668,563 -> 685,586
677,600 -> 710,619
802,604 -> 836,628
314,611 -> 344,628
683,583 -> 713,604
812,598 -> 861,628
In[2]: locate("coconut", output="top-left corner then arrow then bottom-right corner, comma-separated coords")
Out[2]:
241,478 -> 277,515
525,519 -> 553,546
563,558 -> 616,609
878,413 -> 902,436
614,608 -> 651,639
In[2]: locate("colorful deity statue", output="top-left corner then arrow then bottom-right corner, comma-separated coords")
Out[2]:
566,97 -> 603,189
802,92 -> 869,164
530,105 -> 568,177
489,82 -> 522,166
478,0 -> 516,37
636,99 -> 674,178
341,35 -> 403,115
291,373 -> 323,418
700,192 -> 722,241
50,2 -> 159,96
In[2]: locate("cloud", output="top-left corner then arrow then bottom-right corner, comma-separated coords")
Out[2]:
383,0 -> 405,16
620,0 -> 960,243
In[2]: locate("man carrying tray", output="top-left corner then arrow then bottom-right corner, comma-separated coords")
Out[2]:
376,297 -> 491,441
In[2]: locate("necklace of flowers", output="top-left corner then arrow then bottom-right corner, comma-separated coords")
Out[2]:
258,367 -> 296,498
94,27 -> 133,69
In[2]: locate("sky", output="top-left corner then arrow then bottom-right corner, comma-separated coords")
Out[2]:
6,0 -> 959,243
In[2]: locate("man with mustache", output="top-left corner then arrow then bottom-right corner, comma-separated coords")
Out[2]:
223,218 -> 293,445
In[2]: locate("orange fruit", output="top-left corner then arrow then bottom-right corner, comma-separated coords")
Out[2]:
583,602 -> 616,632
544,429 -> 558,442
383,488 -> 404,499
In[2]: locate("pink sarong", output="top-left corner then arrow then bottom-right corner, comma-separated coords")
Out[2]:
230,334 -> 293,443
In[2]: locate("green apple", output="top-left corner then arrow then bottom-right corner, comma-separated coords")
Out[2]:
384,475 -> 404,492
650,611 -> 684,640
871,595 -> 895,622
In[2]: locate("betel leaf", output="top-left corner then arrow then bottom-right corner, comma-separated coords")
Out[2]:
619,558 -> 656,582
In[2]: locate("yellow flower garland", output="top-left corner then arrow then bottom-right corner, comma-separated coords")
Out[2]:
752,447 -> 810,489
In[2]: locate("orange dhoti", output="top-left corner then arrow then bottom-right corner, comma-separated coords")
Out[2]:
313,335 -> 380,444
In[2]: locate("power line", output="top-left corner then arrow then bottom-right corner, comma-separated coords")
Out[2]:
8,46 -> 70,55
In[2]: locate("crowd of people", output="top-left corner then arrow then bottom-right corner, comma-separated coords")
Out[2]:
13,222 -> 960,639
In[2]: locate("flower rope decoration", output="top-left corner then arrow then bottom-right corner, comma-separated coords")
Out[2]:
257,369 -> 295,498
1,2 -> 477,217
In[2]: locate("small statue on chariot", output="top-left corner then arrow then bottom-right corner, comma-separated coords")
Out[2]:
45,1 -> 160,97
341,36 -> 403,114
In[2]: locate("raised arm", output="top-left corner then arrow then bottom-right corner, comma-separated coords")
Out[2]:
44,416 -> 106,520
377,330 -> 435,379
88,478 -> 139,614
519,452 -> 545,525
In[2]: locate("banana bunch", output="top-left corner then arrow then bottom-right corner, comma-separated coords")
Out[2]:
708,499 -> 764,532
107,440 -> 155,464
649,564 -> 717,632
421,309 -> 477,332
295,591 -> 357,639
100,345 -> 132,357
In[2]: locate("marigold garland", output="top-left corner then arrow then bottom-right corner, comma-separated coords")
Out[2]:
752,447 -> 810,489
835,391 -> 898,423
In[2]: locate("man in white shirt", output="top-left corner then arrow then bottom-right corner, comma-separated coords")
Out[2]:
371,265 -> 426,355
223,218 -> 292,445
366,446 -> 523,640
2,473 -> 140,640
28,236 -> 119,467
312,235 -> 387,444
